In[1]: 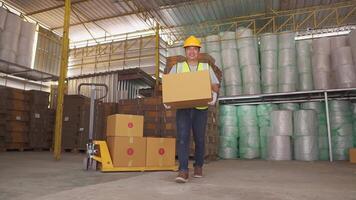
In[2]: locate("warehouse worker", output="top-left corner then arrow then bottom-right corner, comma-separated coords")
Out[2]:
167,35 -> 219,183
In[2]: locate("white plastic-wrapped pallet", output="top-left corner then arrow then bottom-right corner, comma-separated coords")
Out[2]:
260,33 -> 278,93
296,40 -> 314,91
331,46 -> 356,88
278,31 -> 298,92
311,37 -> 334,89
236,27 -> 260,95
16,20 -> 36,67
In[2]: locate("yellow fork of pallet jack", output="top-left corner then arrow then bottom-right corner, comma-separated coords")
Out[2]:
92,140 -> 178,172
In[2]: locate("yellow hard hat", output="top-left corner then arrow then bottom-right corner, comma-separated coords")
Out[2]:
183,35 -> 201,48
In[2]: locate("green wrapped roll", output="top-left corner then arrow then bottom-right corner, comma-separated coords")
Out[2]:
237,105 -> 258,127
257,104 -> 278,127
220,125 -> 239,138
352,103 -> 356,147
219,136 -> 238,159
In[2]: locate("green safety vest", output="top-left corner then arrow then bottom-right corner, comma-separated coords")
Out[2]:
176,61 -> 209,110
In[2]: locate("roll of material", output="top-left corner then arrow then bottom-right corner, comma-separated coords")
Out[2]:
221,49 -> 239,67
220,31 -> 237,49
278,83 -> 297,92
219,136 -> 238,159
301,102 -> 325,115
330,36 -> 347,49
206,35 -> 221,52
312,37 -> 331,55
0,8 -> 7,31
278,67 -> 298,84
239,133 -> 260,159
278,48 -> 296,67
318,136 -> 329,149
209,51 -> 222,69
270,110 -> 293,136
299,72 -> 314,91
296,40 -> 311,53
237,105 -> 258,127
219,105 -> 237,116
236,27 -> 253,38
219,115 -> 238,127
312,53 -> 331,72
297,55 -> 312,73
241,66 -> 260,84
331,46 -> 354,67
278,31 -> 295,49
238,46 -> 259,66
4,13 -> 21,34
262,85 -> 278,94
237,36 -> 258,49
223,66 -> 242,85
279,103 -> 300,111
262,68 -> 278,86
260,33 -> 278,51
225,84 -> 243,96
257,104 -> 278,127
312,70 -> 334,90
329,100 -> 352,113
294,136 -> 319,161
293,110 -> 318,136
353,103 -> 356,147
220,125 -> 239,138
243,83 -> 261,95
261,50 -> 278,69
319,148 -> 330,161
268,136 -> 292,160
334,64 -> 356,88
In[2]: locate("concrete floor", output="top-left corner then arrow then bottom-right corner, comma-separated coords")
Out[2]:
0,152 -> 355,200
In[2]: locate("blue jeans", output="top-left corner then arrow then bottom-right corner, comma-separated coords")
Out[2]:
176,108 -> 208,172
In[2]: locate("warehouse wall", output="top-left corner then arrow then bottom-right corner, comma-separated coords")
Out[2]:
68,35 -> 167,77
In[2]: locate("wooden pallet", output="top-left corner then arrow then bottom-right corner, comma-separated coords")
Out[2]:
4,143 -> 31,151
63,148 -> 86,153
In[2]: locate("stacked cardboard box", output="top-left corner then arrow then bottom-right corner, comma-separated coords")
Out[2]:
62,95 -> 91,150
0,87 -> 30,150
94,102 -> 117,140
106,114 -> 176,168
27,90 -> 54,149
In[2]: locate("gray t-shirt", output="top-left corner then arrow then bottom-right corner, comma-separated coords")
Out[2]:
169,63 -> 220,84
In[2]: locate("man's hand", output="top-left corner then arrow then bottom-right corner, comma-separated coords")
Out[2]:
208,92 -> 217,106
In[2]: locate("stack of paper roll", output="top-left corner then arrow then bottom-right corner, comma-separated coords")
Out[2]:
260,33 -> 278,93
220,31 -> 242,96
278,31 -> 298,92
16,21 -> 36,67
0,13 -> 21,63
237,27 -> 261,95
237,105 -> 260,159
0,7 -> 7,31
329,100 -> 353,160
218,105 -> 239,159
311,37 -> 334,89
206,34 -> 222,69
293,110 -> 318,161
268,110 -> 293,160
257,104 -> 278,159
330,36 -> 347,49
301,101 -> 329,160
331,46 -> 356,88
296,40 -> 314,90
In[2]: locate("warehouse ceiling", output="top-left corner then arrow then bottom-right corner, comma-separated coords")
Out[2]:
1,0 -> 355,44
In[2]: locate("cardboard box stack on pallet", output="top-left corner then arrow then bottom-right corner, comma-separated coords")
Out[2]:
62,95 -> 91,151
106,114 -> 175,168
0,87 -> 30,150
94,102 -> 117,141
28,90 -> 54,150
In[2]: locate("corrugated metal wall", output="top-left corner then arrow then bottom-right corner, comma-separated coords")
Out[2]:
67,72 -> 149,102
68,35 -> 167,77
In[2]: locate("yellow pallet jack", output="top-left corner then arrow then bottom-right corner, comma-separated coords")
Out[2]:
79,83 -> 177,172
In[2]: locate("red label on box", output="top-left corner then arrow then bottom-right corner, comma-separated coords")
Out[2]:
128,122 -> 134,128
127,148 -> 134,156
158,148 -> 165,155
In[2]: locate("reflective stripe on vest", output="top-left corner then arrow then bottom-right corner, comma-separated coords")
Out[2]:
176,61 -> 209,110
